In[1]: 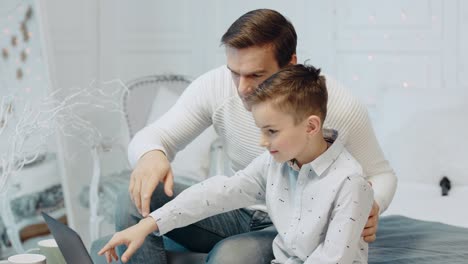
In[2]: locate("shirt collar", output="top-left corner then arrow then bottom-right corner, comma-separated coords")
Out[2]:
287,129 -> 344,177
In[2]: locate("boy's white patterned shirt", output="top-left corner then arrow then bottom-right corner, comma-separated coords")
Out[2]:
151,130 -> 374,264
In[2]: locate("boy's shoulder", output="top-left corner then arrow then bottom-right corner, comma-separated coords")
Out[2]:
334,147 -> 364,179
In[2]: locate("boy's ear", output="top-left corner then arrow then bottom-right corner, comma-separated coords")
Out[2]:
306,115 -> 321,135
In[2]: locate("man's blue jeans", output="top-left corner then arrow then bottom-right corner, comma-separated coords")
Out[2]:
115,180 -> 276,263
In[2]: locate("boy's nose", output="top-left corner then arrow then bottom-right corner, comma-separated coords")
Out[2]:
259,136 -> 269,148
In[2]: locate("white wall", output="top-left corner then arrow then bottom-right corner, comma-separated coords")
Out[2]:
43,0 -> 468,244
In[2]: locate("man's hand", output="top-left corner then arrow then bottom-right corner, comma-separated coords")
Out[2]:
129,150 -> 174,217
98,217 -> 158,263
362,201 -> 379,243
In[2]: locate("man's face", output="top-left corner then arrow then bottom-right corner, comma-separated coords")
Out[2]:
226,46 -> 281,110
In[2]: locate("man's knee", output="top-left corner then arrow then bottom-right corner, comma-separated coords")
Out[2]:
115,183 -> 172,229
115,188 -> 139,230
206,231 -> 275,264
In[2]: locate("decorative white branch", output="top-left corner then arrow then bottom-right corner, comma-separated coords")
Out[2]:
0,79 -> 128,193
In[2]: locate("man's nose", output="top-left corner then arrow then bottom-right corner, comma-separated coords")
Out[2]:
238,77 -> 253,97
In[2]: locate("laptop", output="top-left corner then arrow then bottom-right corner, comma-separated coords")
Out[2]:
42,212 -> 94,264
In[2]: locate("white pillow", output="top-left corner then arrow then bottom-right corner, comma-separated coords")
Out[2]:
145,85 -> 217,182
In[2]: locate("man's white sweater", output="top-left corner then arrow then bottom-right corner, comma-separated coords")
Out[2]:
128,65 -> 397,213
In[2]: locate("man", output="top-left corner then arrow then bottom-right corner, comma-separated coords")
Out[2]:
118,9 -> 397,264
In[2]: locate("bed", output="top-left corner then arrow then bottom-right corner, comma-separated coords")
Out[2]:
369,182 -> 468,263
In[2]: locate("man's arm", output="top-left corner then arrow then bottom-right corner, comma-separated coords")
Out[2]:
127,67 -> 224,216
128,70 -> 218,167
325,75 -> 397,213
325,75 -> 397,243
341,98 -> 396,243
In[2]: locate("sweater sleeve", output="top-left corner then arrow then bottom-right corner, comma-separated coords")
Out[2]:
325,76 -> 397,213
127,67 -> 227,167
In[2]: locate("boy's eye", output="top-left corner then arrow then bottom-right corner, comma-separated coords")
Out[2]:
268,129 -> 277,135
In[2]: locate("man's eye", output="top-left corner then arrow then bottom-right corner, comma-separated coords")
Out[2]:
230,71 -> 240,77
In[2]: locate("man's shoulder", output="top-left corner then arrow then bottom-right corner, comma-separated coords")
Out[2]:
189,65 -> 236,99
196,65 -> 231,83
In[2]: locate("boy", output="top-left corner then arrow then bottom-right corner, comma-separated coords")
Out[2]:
100,64 -> 374,263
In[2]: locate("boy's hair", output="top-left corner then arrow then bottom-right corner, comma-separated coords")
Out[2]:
246,64 -> 328,125
221,9 -> 297,68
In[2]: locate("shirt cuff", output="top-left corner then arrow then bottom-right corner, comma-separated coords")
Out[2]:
149,207 -> 176,236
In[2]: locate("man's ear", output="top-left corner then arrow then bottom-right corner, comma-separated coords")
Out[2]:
289,54 -> 297,65
306,115 -> 321,135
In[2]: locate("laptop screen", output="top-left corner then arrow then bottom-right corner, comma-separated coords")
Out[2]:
42,212 -> 93,264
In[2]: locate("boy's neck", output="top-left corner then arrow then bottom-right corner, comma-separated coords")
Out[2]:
295,135 -> 329,168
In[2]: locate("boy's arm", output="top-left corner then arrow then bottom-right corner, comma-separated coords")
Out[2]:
150,152 -> 269,236
303,175 -> 374,264
99,152 -> 269,263
98,217 -> 158,263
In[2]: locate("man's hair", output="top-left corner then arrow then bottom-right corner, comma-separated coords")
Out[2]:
221,9 -> 297,68
246,64 -> 328,125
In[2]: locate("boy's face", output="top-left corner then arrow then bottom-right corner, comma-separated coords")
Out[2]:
252,101 -> 309,163
226,46 -> 281,110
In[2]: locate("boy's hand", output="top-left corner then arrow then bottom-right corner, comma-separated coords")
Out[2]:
129,150 -> 174,217
362,201 -> 379,242
98,218 -> 158,263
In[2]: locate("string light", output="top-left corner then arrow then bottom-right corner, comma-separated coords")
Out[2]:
2,48 -> 8,59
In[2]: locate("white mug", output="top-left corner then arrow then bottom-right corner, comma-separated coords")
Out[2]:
25,239 -> 66,264
37,239 -> 66,264
6,254 -> 46,264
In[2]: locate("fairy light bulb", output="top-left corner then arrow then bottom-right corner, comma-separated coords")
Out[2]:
400,10 -> 407,21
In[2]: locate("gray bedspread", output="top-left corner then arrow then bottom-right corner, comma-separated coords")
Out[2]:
369,215 -> 468,263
